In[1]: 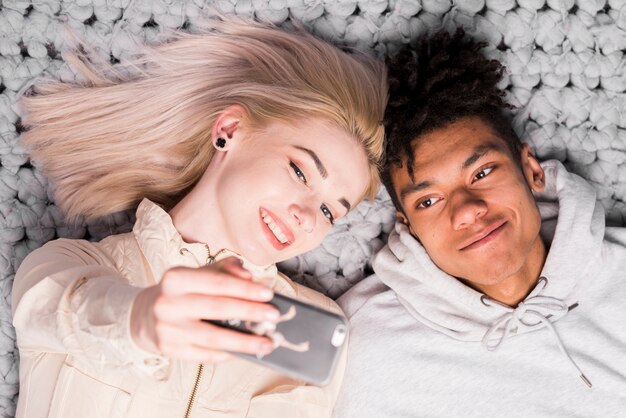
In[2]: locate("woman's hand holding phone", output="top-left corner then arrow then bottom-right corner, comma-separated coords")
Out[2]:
130,257 -> 280,363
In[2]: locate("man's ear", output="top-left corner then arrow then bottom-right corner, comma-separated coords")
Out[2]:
396,210 -> 419,238
211,105 -> 247,151
396,210 -> 409,225
520,143 -> 545,193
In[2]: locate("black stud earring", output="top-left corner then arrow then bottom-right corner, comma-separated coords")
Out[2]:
216,137 -> 226,149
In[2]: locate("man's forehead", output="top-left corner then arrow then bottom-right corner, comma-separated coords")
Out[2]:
394,137 -> 511,185
415,130 -> 509,159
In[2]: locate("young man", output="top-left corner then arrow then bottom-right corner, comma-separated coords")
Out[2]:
333,31 -> 626,418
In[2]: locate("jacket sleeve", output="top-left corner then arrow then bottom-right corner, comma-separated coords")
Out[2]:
11,238 -> 170,378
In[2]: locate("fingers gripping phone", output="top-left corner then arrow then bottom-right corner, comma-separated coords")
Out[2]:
205,293 -> 348,386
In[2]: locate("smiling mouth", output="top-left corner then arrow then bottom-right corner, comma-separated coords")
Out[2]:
459,220 -> 507,251
260,208 -> 293,248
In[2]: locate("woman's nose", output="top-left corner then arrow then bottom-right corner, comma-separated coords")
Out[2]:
289,203 -> 316,234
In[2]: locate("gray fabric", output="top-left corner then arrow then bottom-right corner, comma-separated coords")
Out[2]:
334,160 -> 626,418
2,1 -> 626,416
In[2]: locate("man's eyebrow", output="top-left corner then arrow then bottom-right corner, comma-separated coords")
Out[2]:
294,145 -> 327,179
462,144 -> 501,169
400,181 -> 433,201
399,143 -> 503,202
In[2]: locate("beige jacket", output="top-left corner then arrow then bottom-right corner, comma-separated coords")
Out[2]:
12,199 -> 347,418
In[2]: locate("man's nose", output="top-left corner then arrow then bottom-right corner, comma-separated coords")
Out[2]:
449,189 -> 487,230
288,202 -> 316,233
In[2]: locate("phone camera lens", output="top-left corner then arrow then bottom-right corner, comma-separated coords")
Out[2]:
331,325 -> 347,347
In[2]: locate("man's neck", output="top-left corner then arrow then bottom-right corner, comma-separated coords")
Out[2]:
466,237 -> 548,307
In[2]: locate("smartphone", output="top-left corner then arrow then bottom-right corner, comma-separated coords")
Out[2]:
205,293 -> 348,386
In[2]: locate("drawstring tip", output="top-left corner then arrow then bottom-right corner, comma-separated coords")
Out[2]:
580,374 -> 593,388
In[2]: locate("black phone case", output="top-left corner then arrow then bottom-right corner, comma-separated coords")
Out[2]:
206,293 -> 348,386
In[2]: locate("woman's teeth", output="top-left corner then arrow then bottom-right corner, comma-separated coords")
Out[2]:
261,210 -> 288,244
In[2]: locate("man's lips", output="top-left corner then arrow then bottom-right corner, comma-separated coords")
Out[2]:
259,207 -> 295,250
459,220 -> 507,250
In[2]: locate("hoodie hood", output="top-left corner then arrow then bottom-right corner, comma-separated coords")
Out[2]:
373,160 -> 606,343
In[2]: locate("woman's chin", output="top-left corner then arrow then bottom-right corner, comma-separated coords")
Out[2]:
239,245 -> 279,266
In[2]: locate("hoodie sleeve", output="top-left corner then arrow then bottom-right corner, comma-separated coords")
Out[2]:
11,238 -> 169,379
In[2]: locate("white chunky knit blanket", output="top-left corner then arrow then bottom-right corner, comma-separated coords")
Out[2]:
1,0 -> 625,416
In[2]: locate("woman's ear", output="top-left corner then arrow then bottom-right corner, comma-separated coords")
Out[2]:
520,143 -> 545,193
211,105 -> 247,151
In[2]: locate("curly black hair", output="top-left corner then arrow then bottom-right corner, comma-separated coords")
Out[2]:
382,29 -> 523,212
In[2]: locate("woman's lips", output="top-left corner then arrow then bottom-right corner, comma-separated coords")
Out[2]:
459,221 -> 507,251
260,208 -> 294,250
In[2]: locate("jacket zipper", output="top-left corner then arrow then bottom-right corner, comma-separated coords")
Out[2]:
183,363 -> 204,418
182,245 -> 223,418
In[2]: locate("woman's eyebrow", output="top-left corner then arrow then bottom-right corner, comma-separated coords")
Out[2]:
293,145 -> 328,178
339,198 -> 351,212
292,145 -> 350,212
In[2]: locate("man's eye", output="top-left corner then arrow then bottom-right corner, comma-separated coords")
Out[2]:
474,166 -> 494,181
321,204 -> 335,224
417,197 -> 440,209
290,162 -> 307,184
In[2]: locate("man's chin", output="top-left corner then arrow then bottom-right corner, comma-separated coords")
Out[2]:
449,261 -> 515,287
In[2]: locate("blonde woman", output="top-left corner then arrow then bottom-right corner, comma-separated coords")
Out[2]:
11,17 -> 386,418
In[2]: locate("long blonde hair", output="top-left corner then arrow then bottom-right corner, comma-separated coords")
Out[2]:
19,17 -> 387,221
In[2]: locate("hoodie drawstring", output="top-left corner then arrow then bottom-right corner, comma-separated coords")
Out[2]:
480,277 -> 592,388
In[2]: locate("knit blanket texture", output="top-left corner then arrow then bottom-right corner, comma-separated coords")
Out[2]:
1,0 -> 626,416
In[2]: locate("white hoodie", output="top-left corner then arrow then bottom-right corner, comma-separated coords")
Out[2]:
333,160 -> 626,418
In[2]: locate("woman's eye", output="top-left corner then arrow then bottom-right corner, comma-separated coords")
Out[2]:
320,204 -> 335,224
290,162 -> 307,184
474,166 -> 494,181
417,197 -> 440,209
